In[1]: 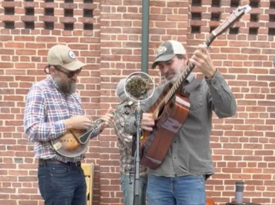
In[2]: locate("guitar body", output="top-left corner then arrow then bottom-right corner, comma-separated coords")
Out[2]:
51,129 -> 89,158
140,84 -> 190,169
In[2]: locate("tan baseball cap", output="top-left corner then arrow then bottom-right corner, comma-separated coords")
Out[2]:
47,45 -> 86,71
152,40 -> 186,69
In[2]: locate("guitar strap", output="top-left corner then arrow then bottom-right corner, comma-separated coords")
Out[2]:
181,78 -> 203,97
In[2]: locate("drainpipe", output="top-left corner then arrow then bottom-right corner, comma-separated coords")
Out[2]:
141,0 -> 150,73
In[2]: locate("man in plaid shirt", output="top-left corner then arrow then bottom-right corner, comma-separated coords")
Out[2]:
113,79 -> 148,205
24,44 -> 112,205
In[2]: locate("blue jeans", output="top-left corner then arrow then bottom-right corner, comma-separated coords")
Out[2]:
38,162 -> 86,205
120,174 -> 148,205
146,174 -> 205,205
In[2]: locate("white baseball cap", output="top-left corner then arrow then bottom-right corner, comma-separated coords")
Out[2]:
152,40 -> 186,69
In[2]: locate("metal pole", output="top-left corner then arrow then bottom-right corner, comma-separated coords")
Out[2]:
141,0 -> 149,73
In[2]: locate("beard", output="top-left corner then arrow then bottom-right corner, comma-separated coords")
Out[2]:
165,70 -> 180,83
165,65 -> 185,83
53,75 -> 76,95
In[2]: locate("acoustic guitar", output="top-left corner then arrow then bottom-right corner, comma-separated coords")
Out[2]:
51,100 -> 134,157
138,5 -> 251,169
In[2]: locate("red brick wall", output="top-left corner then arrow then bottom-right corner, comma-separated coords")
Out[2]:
0,0 -> 274,205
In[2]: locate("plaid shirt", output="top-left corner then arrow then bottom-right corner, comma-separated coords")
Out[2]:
113,106 -> 147,176
24,75 -> 100,163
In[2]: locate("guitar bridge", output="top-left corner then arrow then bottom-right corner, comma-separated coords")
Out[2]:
52,141 -> 62,150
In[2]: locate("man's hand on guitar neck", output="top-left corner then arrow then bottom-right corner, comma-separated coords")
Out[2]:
189,44 -> 217,79
140,113 -> 155,131
64,115 -> 93,130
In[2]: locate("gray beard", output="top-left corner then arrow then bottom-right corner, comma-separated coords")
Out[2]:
166,70 -> 181,83
166,64 -> 185,83
53,76 -> 76,95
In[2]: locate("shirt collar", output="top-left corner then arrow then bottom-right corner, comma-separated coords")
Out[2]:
46,75 -> 59,89
186,72 -> 196,83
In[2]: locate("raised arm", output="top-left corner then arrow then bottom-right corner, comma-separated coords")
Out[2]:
206,71 -> 237,118
189,45 -> 237,118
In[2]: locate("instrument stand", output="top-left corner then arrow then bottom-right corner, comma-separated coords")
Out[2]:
133,102 -> 143,205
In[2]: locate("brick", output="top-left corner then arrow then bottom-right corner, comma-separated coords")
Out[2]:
21,16 -> 36,22
59,17 -> 76,23
0,15 -> 20,21
39,16 -> 57,22
2,1 -> 22,7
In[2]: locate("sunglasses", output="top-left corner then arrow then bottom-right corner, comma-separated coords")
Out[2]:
54,66 -> 82,78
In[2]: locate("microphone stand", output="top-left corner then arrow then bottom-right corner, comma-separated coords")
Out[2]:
133,101 -> 142,205
123,71 -> 155,205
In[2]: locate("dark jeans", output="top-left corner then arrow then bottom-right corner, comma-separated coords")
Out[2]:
38,161 -> 86,205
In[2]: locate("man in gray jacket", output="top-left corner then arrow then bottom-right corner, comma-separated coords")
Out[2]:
124,40 -> 237,205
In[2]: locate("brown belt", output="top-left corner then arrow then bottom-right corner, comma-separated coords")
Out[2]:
39,159 -> 81,167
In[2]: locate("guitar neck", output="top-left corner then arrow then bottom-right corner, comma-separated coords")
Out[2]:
164,33 -> 216,104
77,100 -> 135,144
74,118 -> 103,144
85,100 -> 132,133
87,118 -> 103,132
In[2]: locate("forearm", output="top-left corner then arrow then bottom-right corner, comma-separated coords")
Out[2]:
206,70 -> 237,118
24,120 -> 66,142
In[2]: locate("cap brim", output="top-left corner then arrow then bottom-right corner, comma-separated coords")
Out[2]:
63,60 -> 87,71
151,54 -> 175,69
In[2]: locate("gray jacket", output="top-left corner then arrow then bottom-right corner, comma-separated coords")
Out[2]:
124,71 -> 237,177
